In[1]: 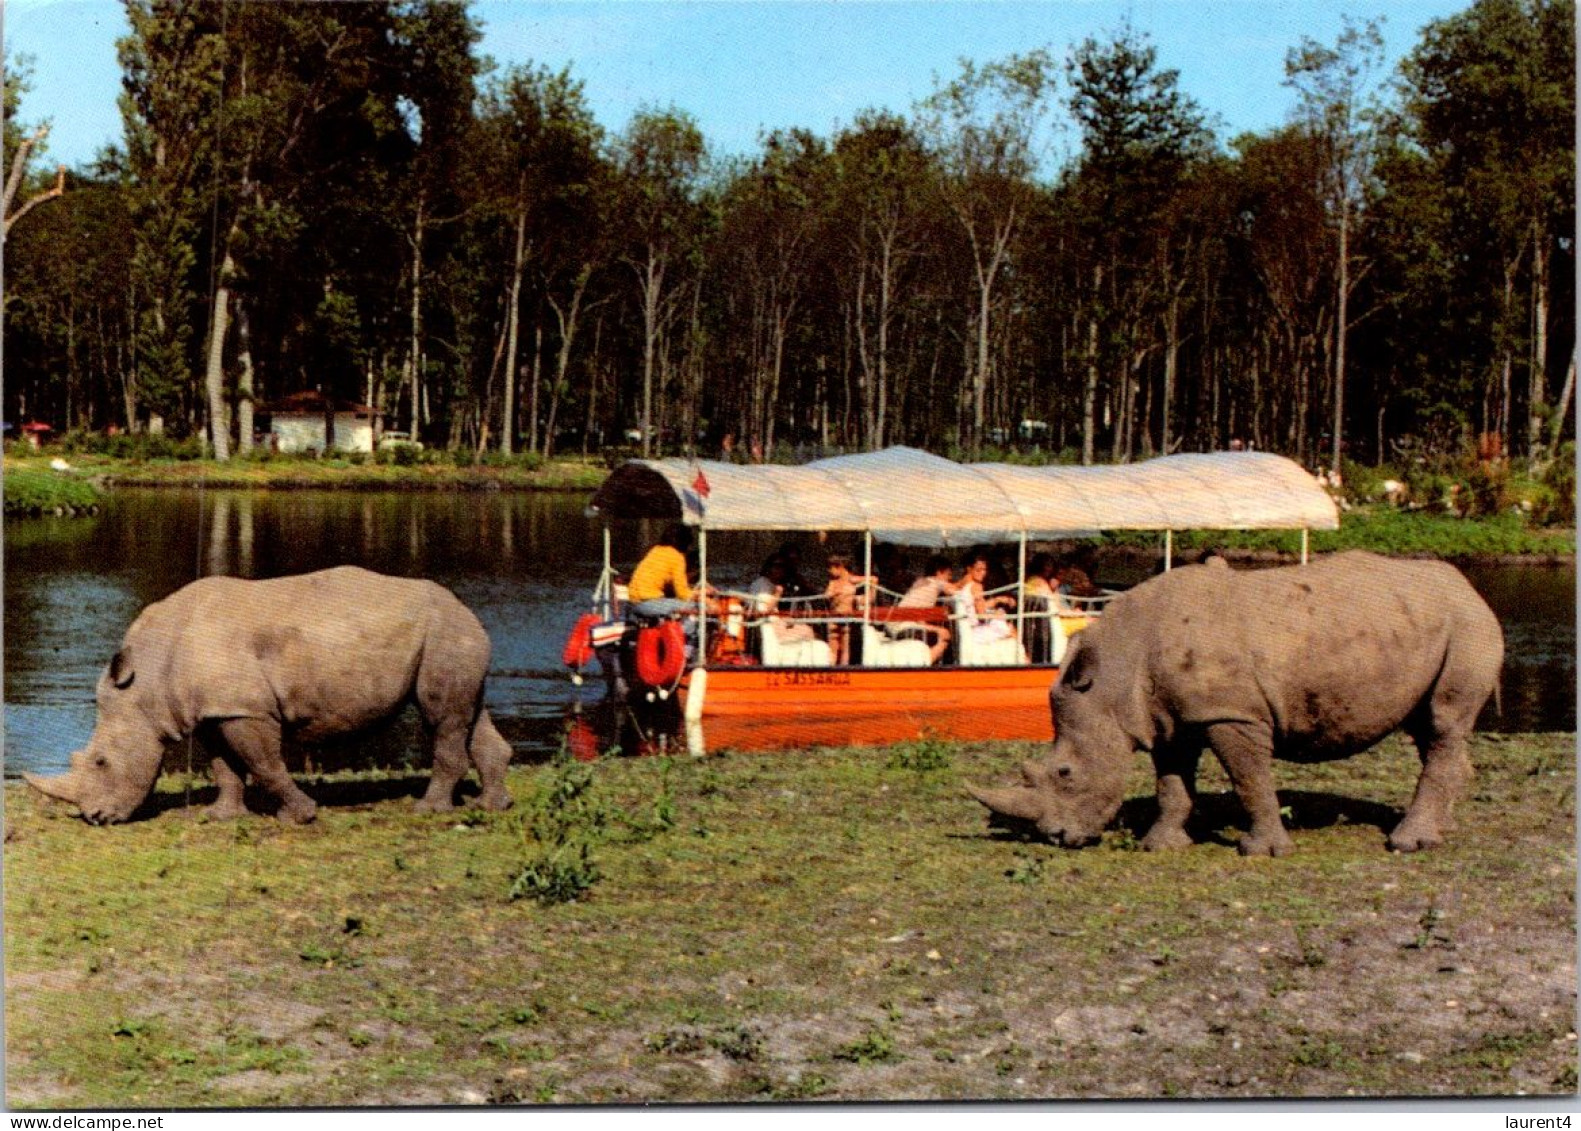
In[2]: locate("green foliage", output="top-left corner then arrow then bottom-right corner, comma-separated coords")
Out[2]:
59,430 -> 205,461
509,750 -> 612,906
4,469 -> 103,515
833,1026 -> 901,1066
1538,443 -> 1576,526
885,734 -> 953,774
508,747 -> 674,905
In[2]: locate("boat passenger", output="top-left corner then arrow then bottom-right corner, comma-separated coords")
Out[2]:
1022,552 -> 1058,662
895,555 -> 959,664
748,555 -> 818,648
1056,548 -> 1103,603
1024,552 -> 1058,600
628,524 -> 714,619
961,553 -> 1016,616
872,542 -> 912,605
823,554 -> 875,665
774,541 -> 814,600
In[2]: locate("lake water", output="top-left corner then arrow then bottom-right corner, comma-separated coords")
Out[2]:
4,489 -> 1574,777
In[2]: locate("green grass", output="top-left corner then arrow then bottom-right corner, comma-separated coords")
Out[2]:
6,732 -> 1575,1106
3,467 -> 105,515
1109,506 -> 1574,559
4,451 -> 608,494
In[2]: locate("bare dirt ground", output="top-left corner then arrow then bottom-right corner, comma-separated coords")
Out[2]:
5,732 -> 1575,1106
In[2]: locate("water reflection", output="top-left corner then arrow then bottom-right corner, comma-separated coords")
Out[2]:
4,489 -> 1574,778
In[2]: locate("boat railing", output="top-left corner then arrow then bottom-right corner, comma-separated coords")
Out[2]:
701,584 -> 1103,669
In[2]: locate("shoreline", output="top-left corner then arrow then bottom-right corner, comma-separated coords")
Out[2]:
7,454 -> 1575,561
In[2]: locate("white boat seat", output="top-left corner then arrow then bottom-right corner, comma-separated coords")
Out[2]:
757,621 -> 832,667
1020,596 -> 1071,665
860,623 -> 932,668
949,592 -> 1027,666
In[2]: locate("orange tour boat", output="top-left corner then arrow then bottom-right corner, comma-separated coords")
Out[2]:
570,446 -> 1338,755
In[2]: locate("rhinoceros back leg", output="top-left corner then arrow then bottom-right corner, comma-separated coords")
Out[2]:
1205,720 -> 1294,857
467,709 -> 513,810
217,717 -> 317,824
411,607 -> 498,813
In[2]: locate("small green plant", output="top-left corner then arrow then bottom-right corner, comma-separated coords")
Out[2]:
886,733 -> 953,773
833,1026 -> 901,1065
1403,903 -> 1453,951
1006,852 -> 1045,885
509,748 -> 613,905
508,840 -> 601,906
1290,1036 -> 1351,1070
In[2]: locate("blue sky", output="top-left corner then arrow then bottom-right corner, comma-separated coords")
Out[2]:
7,0 -> 1471,170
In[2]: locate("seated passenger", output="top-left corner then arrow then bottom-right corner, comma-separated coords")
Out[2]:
823,553 -> 875,665
895,554 -> 959,664
1055,548 -> 1103,605
958,553 -> 1015,643
748,554 -> 817,648
629,524 -> 714,619
1024,552 -> 1058,600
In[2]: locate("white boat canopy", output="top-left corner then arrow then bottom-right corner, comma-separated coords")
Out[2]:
587,446 -> 1339,546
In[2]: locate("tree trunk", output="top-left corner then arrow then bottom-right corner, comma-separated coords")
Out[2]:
640,250 -> 664,458
1529,218 -> 1549,457
501,202 -> 527,455
1331,203 -> 1349,476
203,243 -> 236,461
235,300 -> 255,455
1081,266 -> 1102,465
1162,296 -> 1179,456
407,203 -> 425,441
1551,351 -> 1575,449
528,321 -> 543,456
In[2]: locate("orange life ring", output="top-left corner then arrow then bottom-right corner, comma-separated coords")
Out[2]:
563,612 -> 599,670
634,620 -> 686,687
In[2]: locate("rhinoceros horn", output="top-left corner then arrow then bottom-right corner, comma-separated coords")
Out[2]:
22,770 -> 82,806
967,784 -> 1045,823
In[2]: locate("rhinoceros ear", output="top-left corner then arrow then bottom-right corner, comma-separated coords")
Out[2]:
108,647 -> 135,690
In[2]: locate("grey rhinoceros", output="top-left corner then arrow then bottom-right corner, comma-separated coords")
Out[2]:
24,567 -> 514,825
970,552 -> 1504,856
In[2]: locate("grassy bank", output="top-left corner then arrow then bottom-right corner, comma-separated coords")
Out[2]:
5,450 -> 608,494
1109,507 -> 1575,561
5,449 -> 1573,558
6,733 -> 1575,1106
3,467 -> 105,516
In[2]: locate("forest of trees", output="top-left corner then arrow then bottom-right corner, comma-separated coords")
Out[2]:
2,0 -> 1574,472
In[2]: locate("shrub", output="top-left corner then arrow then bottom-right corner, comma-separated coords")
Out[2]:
1538,443 -> 1576,526
5,469 -> 103,515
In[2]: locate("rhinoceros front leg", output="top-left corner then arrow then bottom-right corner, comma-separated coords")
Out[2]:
204,752 -> 250,821
217,717 -> 317,824
1205,721 -> 1294,857
1142,742 -> 1201,852
1387,731 -> 1473,852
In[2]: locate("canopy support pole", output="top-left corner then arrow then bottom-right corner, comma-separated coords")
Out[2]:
595,526 -> 613,617
862,531 -> 873,633
697,528 -> 709,662
1015,532 -> 1028,645
1301,528 -> 1309,565
1164,529 -> 1173,571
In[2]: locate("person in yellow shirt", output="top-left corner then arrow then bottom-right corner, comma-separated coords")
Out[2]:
628,525 -> 712,618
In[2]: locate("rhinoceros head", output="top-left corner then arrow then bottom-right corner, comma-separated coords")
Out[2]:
970,630 -> 1150,846
23,647 -> 164,825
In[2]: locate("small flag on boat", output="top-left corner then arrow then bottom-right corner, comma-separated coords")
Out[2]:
692,465 -> 711,499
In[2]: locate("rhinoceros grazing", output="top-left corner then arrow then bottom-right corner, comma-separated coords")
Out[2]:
24,567 -> 514,825
970,552 -> 1504,856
